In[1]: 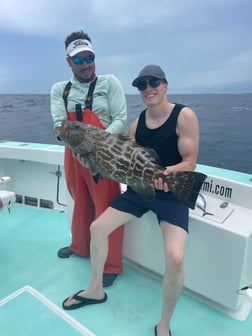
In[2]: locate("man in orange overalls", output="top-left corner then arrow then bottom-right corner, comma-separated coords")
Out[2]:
50,30 -> 127,286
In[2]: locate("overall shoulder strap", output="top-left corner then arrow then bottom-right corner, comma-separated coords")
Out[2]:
62,81 -> 72,112
85,77 -> 98,110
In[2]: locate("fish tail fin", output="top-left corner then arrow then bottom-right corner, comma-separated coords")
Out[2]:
166,171 -> 207,209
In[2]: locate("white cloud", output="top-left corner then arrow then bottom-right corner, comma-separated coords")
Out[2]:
0,0 -> 49,34
0,0 -> 251,93
0,0 -> 165,35
185,50 -> 252,88
89,0 -> 175,28
1,0 -> 249,36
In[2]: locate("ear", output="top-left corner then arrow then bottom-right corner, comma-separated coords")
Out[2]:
164,82 -> 168,93
66,57 -> 72,67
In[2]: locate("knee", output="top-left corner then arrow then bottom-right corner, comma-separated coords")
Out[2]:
90,219 -> 107,239
166,247 -> 184,271
90,219 -> 102,237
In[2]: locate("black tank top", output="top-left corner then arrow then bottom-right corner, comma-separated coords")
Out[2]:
135,104 -> 184,167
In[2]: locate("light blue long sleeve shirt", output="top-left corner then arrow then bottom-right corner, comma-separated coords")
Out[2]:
51,74 -> 127,134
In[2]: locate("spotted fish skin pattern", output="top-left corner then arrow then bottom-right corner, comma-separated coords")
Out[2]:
57,120 -> 207,209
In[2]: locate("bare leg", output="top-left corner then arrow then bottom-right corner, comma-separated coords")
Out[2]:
155,222 -> 188,336
63,207 -> 135,307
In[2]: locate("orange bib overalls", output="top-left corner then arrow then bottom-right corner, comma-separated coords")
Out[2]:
63,79 -> 123,274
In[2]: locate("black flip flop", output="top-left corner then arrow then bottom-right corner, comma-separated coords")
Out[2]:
62,289 -> 107,310
155,325 -> 172,336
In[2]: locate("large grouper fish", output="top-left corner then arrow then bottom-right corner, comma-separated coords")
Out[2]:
57,120 -> 207,209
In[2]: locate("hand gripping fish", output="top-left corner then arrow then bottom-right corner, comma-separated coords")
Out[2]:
57,120 -> 207,209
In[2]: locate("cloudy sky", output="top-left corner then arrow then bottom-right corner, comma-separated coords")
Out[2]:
0,0 -> 251,94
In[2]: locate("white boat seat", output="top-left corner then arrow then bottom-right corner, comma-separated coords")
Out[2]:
0,190 -> 16,209
0,176 -> 16,210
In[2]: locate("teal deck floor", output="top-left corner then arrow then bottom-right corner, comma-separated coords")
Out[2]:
1,204 -> 252,336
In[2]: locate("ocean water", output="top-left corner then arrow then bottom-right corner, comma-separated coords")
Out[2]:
0,93 -> 251,174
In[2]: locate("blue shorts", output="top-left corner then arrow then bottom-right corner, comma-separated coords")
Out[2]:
111,188 -> 189,232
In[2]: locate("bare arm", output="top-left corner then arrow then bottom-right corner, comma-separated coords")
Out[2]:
168,107 -> 199,172
154,107 -> 199,191
128,117 -> 139,138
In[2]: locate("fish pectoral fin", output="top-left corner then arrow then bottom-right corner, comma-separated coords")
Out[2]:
74,152 -> 102,182
86,159 -> 104,184
73,152 -> 90,167
75,154 -> 99,175
87,160 -> 98,176
133,186 -> 156,200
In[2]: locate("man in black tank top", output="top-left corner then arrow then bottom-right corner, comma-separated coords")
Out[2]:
62,65 -> 200,336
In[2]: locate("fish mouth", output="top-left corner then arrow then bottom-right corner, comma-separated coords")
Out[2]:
56,120 -> 70,139
55,127 -> 63,138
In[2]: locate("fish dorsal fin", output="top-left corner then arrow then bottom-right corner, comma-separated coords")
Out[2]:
144,147 -> 161,163
114,134 -> 135,143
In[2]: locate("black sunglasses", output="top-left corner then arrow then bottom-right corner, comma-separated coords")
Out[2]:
136,78 -> 162,91
71,54 -> 95,65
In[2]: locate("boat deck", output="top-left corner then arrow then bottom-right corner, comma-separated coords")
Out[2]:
1,203 -> 252,336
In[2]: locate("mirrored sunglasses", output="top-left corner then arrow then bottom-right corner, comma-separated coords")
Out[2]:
136,78 -> 162,91
71,54 -> 95,65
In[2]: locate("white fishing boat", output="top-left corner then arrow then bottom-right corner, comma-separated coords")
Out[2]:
1,140 -> 252,336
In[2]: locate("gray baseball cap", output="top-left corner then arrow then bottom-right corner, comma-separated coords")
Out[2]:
132,65 -> 167,87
